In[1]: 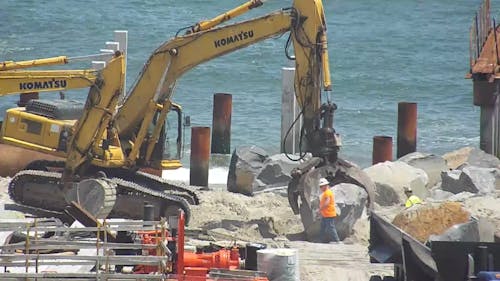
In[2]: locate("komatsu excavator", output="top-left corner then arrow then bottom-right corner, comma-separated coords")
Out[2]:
1,0 -> 375,227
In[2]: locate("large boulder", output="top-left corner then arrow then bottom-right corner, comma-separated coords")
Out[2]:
397,152 -> 448,188
442,147 -> 500,170
304,183 -> 368,242
441,165 -> 500,195
363,161 -> 429,206
227,146 -> 268,195
227,146 -> 310,195
257,154 -> 311,189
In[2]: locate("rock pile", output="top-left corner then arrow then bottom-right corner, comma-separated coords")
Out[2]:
226,145 -> 500,243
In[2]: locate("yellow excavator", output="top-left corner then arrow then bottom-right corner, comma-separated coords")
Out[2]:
1,0 -> 375,226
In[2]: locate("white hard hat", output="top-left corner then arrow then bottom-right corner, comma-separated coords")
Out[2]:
404,186 -> 413,193
319,178 -> 329,187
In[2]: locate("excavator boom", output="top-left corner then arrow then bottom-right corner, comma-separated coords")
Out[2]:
1,0 -> 374,230
0,69 -> 99,96
0,56 -> 69,71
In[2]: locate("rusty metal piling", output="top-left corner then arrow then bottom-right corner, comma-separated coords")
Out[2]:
397,102 -> 417,158
211,93 -> 232,154
190,127 -> 210,187
372,136 -> 393,165
474,81 -> 500,156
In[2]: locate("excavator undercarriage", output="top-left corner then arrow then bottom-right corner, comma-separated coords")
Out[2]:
8,163 -> 201,224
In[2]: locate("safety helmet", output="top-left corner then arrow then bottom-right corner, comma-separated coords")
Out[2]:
403,186 -> 413,193
319,178 -> 329,187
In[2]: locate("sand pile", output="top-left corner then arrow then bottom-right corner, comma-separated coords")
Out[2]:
392,202 -> 471,243
189,191 -> 304,243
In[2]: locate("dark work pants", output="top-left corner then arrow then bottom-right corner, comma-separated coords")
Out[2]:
320,217 -> 340,243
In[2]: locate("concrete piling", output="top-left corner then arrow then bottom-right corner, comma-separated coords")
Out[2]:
190,126 -> 210,187
211,93 -> 232,154
372,136 -> 393,165
397,102 -> 417,158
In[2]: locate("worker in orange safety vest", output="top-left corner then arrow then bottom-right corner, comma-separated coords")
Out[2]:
318,177 -> 340,243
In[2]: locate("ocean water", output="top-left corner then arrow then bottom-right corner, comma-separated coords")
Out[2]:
0,0 -> 492,170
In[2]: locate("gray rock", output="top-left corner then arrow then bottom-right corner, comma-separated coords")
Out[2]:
363,161 -> 429,205
464,148 -> 500,169
227,146 -> 310,195
429,188 -> 454,201
448,192 -> 477,202
332,183 -> 368,239
305,183 -> 368,241
441,165 -> 499,195
257,164 -> 290,186
398,152 -> 449,188
227,146 -> 268,195
443,147 -> 500,170
374,183 -> 400,206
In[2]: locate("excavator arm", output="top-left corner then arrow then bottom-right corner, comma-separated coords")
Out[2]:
63,53 -> 125,178
0,69 -> 99,96
114,0 -> 334,169
0,56 -> 68,71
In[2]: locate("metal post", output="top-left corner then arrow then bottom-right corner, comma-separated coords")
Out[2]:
114,30 -> 128,93
397,102 -> 417,158
474,80 -> 500,157
281,67 -> 301,154
372,136 -> 393,165
143,203 -> 155,227
211,93 -> 232,154
190,127 -> 210,187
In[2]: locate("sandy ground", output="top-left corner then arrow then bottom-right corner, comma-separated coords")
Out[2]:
0,178 -> 388,280
0,176 -> 498,281
187,190 -> 393,280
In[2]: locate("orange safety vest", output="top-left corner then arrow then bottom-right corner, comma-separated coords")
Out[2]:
320,189 -> 337,218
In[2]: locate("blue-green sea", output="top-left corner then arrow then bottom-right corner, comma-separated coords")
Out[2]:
1,0 -> 493,168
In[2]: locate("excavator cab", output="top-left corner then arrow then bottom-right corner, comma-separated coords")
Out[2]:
147,102 -> 184,170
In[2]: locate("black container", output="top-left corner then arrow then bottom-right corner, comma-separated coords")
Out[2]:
143,203 -> 155,226
245,242 -> 267,270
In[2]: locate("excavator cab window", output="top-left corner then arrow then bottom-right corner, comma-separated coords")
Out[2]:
163,104 -> 182,161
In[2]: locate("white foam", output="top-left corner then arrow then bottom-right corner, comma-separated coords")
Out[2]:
162,167 -> 229,185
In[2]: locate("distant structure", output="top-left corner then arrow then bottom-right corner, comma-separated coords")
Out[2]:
467,0 -> 500,158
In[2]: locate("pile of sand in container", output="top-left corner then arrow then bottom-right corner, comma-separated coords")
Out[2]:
189,190 -> 304,242
392,201 -> 470,243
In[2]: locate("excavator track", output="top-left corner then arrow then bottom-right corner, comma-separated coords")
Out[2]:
113,170 -> 203,205
23,160 -> 202,205
8,169 -> 192,224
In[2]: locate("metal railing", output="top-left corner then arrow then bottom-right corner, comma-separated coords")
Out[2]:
470,0 -> 492,70
0,218 -> 169,281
